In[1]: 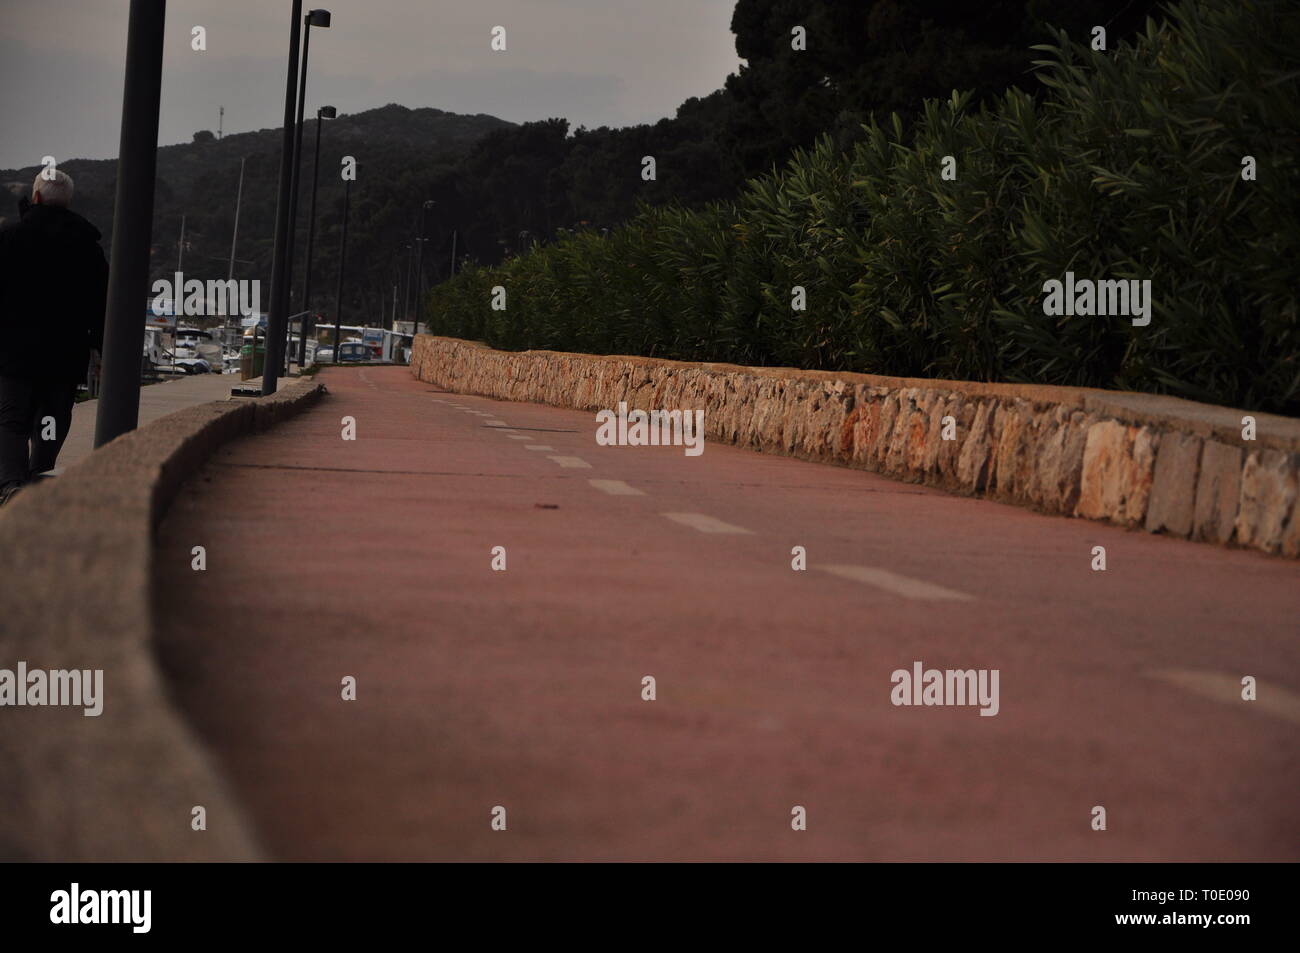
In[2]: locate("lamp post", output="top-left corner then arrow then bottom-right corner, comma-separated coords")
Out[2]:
261,0 -> 303,394
413,199 -> 434,335
228,157 -> 246,283
331,176 -> 351,355
297,103 -> 335,368
265,6 -> 329,389
283,8 -> 331,373
389,260 -> 402,331
402,242 -> 413,330
94,0 -> 166,448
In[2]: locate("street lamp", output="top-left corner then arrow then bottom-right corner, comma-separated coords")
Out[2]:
413,199 -> 434,335
331,174 -> 351,355
277,6 -> 331,378
262,1 -> 303,394
297,103 -> 336,368
401,242 -> 413,331
94,0 -> 166,447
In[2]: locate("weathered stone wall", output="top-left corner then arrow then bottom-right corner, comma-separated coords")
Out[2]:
0,377 -> 324,861
412,335 -> 1300,557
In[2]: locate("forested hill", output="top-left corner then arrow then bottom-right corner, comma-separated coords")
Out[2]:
0,104 -> 513,321
0,1 -> 1162,329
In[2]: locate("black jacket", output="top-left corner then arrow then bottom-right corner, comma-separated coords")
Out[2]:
0,202 -> 109,382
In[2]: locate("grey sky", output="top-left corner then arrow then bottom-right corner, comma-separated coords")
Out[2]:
0,0 -> 743,169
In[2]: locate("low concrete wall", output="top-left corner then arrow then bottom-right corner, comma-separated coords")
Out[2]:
0,378 -> 324,861
412,335 -> 1300,557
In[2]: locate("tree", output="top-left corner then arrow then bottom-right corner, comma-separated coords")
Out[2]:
723,0 -> 1162,165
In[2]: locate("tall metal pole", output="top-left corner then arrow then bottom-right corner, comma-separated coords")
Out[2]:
403,243 -> 413,327
261,0 -> 303,395
332,177 -> 350,354
281,10 -> 331,373
414,202 -> 431,335
281,17 -> 314,372
94,0 -> 166,448
177,214 -> 186,271
394,255 -> 403,331
297,110 -> 322,364
297,107 -> 331,367
227,156 -> 245,354
227,157 -> 245,282
391,263 -> 399,331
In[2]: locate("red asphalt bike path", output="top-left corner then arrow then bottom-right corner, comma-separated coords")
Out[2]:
153,365 -> 1300,861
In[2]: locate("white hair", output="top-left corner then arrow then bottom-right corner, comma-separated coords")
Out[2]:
32,168 -> 74,207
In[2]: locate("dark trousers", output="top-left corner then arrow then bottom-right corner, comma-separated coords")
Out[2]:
0,375 -> 76,487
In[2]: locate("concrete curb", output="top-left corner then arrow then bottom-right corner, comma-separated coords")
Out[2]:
412,335 -> 1300,557
0,378 -> 324,861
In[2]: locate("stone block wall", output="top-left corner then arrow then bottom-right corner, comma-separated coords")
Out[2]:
411,336 -> 1300,557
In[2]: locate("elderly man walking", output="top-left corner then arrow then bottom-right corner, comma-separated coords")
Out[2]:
0,169 -> 108,505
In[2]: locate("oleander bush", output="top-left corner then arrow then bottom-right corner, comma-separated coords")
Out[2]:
426,0 -> 1300,414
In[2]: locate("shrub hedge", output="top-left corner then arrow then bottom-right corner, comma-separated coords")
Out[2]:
426,0 -> 1300,414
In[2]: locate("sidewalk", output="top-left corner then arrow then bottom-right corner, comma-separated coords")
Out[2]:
54,373 -> 240,473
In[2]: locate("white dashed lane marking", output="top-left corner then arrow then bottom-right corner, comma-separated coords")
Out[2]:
662,513 -> 753,535
525,445 -> 555,451
589,479 -> 645,496
817,564 -> 972,601
549,456 -> 592,469
1149,670 -> 1300,725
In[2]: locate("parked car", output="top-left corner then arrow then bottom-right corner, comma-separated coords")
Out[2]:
337,342 -> 369,362
314,346 -> 334,363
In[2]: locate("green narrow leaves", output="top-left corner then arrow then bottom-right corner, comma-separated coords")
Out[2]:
426,0 -> 1300,414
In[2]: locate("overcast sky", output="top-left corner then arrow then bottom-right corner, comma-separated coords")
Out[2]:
0,0 -> 743,170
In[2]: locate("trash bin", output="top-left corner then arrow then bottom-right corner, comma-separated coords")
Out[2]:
240,326 -> 266,380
